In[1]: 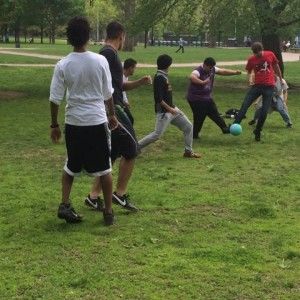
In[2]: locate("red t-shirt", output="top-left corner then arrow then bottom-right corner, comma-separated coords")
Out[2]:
246,51 -> 279,86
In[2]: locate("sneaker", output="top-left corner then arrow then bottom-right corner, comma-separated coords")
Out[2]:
248,119 -> 256,125
112,192 -> 138,212
84,194 -> 104,211
222,126 -> 230,134
103,210 -> 114,226
183,150 -> 201,158
286,123 -> 292,128
57,203 -> 82,223
253,129 -> 261,142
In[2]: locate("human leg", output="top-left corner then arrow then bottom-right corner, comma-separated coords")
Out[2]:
188,101 -> 208,138
207,101 -> 229,133
171,112 -> 193,152
235,86 -> 262,124
255,86 -> 274,132
138,113 -> 172,148
275,98 -> 292,126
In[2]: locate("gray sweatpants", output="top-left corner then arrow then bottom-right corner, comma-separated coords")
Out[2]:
138,109 -> 193,152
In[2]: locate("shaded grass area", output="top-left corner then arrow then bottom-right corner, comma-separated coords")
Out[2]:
0,61 -> 299,299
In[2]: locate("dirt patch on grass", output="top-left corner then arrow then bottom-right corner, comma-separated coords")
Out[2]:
0,91 -> 26,100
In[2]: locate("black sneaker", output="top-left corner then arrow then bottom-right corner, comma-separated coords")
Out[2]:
112,192 -> 138,212
57,203 -> 82,223
222,126 -> 230,134
253,129 -> 261,142
286,123 -> 292,128
103,210 -> 114,226
248,119 -> 256,125
84,194 -> 104,211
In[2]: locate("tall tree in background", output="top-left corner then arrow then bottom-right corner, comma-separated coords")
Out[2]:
252,0 -> 300,75
86,0 -> 117,42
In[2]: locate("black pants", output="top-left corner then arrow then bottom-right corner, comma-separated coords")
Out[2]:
235,85 -> 274,132
188,100 -> 227,138
176,45 -> 184,53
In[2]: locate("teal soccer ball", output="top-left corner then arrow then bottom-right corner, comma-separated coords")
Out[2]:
230,124 -> 242,136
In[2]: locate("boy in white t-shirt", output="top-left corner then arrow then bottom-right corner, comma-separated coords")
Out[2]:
49,16 -> 118,226
248,75 -> 292,128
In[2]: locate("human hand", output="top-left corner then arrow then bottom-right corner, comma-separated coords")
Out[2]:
170,108 -> 180,115
108,115 -> 119,130
51,127 -> 61,144
140,75 -> 152,85
236,70 -> 242,75
203,78 -> 210,85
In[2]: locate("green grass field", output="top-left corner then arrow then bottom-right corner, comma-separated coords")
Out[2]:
0,51 -> 299,299
0,41 -> 252,64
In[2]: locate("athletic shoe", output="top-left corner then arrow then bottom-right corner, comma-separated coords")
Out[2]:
248,119 -> 256,125
222,126 -> 230,134
286,123 -> 292,128
253,129 -> 261,142
183,150 -> 201,158
84,194 -> 104,211
112,192 -> 138,212
103,210 -> 114,226
57,203 -> 82,223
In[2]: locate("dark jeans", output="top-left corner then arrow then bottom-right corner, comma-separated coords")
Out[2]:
188,100 -> 227,138
176,45 -> 184,53
235,85 -> 274,132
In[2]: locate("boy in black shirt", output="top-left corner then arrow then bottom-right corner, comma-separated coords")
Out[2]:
85,21 -> 151,212
138,54 -> 200,158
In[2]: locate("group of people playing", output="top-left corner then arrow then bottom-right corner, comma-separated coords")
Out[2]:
49,16 -> 292,226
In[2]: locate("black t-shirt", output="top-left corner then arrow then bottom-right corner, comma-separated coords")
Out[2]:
153,70 -> 174,113
99,45 -> 124,106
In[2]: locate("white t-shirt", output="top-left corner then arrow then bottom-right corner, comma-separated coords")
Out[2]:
122,74 -> 129,104
49,51 -> 113,126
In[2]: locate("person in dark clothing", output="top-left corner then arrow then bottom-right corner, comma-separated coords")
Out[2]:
85,21 -> 151,212
139,54 -> 200,158
186,57 -> 242,139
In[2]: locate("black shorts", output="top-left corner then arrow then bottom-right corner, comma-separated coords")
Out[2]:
111,105 -> 138,161
64,124 -> 111,176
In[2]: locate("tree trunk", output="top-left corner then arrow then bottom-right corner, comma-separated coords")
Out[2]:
144,30 -> 148,48
123,0 -> 135,51
253,0 -> 284,76
261,33 -> 284,76
14,20 -> 21,48
40,24 -> 44,44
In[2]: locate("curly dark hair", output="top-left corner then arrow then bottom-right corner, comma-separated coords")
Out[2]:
67,16 -> 90,48
157,54 -> 172,70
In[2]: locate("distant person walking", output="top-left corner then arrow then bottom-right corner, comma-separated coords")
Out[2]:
176,38 -> 184,53
234,42 -> 282,141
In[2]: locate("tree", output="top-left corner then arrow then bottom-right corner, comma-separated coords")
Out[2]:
85,0 -> 117,42
251,0 -> 300,75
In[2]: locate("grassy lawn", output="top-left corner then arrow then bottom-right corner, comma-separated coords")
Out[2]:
0,54 -> 58,64
0,41 -> 252,64
0,56 -> 299,299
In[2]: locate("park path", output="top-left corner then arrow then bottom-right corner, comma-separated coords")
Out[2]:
0,48 -> 299,68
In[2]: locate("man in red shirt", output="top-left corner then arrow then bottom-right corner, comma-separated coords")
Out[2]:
234,42 -> 282,141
